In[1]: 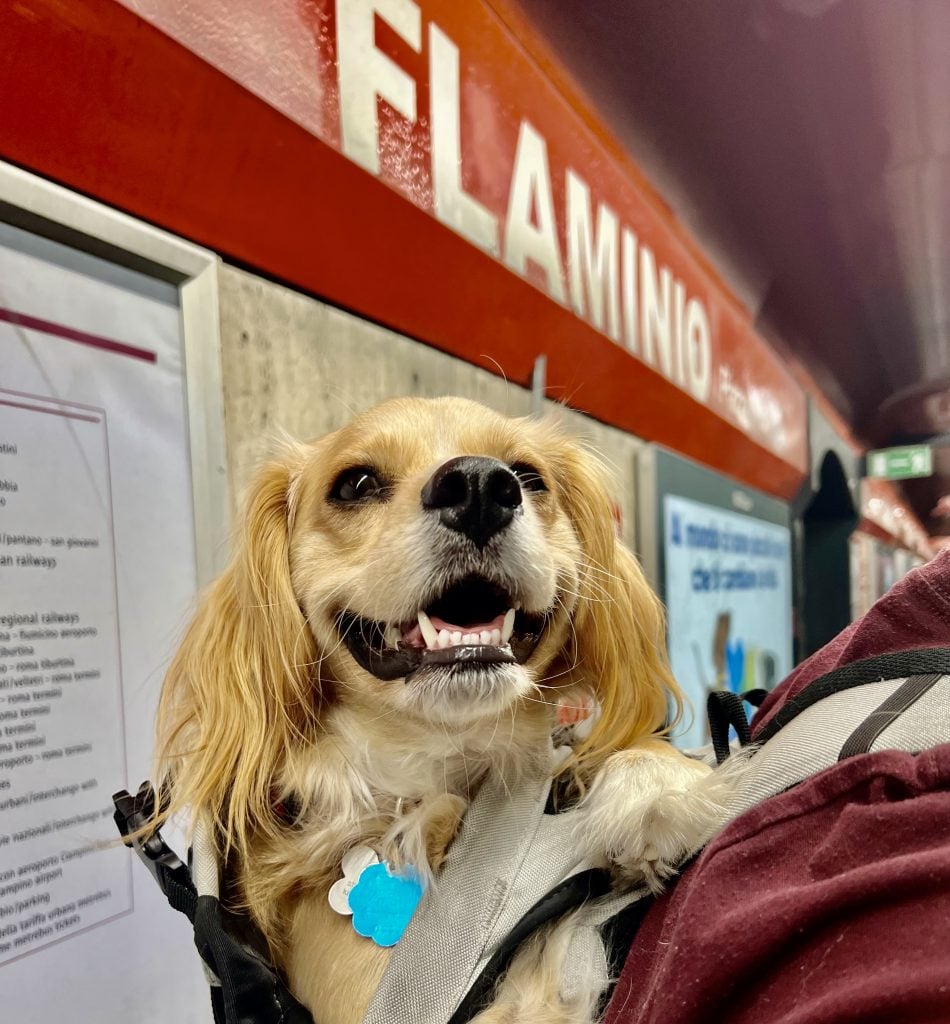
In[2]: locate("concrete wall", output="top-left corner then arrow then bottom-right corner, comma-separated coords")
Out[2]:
216,265 -> 644,550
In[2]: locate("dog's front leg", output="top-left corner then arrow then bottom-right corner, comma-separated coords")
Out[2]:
577,740 -> 746,891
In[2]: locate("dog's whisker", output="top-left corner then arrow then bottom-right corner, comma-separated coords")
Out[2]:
553,592 -> 583,663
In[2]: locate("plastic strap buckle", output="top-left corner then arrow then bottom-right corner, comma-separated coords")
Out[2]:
113,781 -> 191,898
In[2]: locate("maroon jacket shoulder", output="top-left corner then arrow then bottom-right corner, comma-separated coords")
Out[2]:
607,550 -> 950,1024
752,549 -> 950,737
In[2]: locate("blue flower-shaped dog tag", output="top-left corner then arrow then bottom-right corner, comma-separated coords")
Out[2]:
347,861 -> 423,947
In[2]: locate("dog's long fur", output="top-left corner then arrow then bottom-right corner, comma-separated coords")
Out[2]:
152,398 -> 728,1023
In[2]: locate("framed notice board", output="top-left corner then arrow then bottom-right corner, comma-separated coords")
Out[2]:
0,162 -> 227,1022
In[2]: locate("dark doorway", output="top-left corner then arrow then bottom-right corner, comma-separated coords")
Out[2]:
801,452 -> 858,659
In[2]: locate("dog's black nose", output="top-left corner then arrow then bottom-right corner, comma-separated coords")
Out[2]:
421,456 -> 522,548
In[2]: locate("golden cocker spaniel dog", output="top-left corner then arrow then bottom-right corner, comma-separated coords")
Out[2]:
152,397 -> 732,1024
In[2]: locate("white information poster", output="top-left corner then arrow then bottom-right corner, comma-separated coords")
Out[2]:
0,390 -> 129,962
0,220 -> 209,1019
664,493 -> 793,749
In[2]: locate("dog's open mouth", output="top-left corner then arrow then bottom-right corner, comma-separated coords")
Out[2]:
338,575 -> 548,681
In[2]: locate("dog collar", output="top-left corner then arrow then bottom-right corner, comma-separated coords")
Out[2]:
328,844 -> 423,947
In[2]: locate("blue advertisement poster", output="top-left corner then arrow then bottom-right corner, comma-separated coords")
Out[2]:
664,493 -> 793,749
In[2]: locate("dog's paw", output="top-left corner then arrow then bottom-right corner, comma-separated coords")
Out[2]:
421,792 -> 468,872
577,748 -> 749,892
380,792 -> 468,879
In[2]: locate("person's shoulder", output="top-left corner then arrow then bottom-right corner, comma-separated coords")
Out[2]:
753,550 -> 950,737
608,554 -> 950,1024
607,743 -> 950,1024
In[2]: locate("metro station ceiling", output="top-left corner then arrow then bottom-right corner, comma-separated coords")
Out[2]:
513,0 -> 950,535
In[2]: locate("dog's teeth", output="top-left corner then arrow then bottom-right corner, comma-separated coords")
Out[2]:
501,608 -> 516,643
451,631 -> 462,646
480,630 -> 492,645
417,610 -> 439,649
463,632 -> 477,645
438,628 -> 451,649
385,625 -> 401,648
490,628 -> 502,646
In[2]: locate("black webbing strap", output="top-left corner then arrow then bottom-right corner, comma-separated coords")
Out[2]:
113,784 -> 315,1024
446,868 -> 614,1024
193,895 -> 315,1024
754,648 -> 950,745
210,986 -> 227,1024
741,688 -> 770,709
707,690 -> 753,764
838,673 -> 942,761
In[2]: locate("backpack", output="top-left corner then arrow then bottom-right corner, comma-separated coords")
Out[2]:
114,647 -> 950,1024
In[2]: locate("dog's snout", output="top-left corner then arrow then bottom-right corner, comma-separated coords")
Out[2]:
421,456 -> 522,548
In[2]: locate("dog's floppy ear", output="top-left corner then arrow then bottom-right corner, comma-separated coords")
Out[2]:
154,445 -> 319,857
551,438 -> 683,775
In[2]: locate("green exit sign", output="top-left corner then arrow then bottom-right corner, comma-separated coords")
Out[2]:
866,445 -> 933,480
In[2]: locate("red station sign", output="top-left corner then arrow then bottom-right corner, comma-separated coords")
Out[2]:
0,0 -> 809,497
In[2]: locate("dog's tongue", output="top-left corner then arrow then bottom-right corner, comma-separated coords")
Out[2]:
402,612 -> 506,646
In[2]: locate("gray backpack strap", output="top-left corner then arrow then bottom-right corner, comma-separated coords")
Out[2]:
363,745 -> 647,1024
837,672 -> 945,759
368,652 -> 950,1024
557,883 -> 653,1014
712,649 -> 950,834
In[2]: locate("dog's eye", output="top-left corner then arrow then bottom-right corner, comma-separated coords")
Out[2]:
510,462 -> 548,493
330,467 -> 387,504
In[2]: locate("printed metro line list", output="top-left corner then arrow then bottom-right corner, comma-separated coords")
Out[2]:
0,392 -> 131,965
